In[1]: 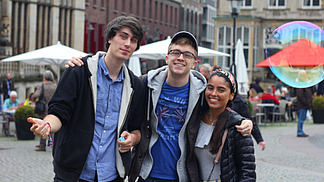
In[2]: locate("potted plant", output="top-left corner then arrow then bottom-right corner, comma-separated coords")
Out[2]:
13,105 -> 36,140
312,96 -> 324,124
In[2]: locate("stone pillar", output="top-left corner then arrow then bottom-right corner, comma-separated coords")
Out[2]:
50,0 -> 60,44
0,0 -> 12,56
71,1 -> 85,51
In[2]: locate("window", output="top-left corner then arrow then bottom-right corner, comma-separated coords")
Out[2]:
253,27 -> 259,67
137,0 -> 140,15
122,0 -> 125,12
143,0 -> 146,17
217,26 -> 232,69
175,8 -> 178,26
149,0 -> 152,18
155,1 -> 158,20
170,6 -> 173,25
242,0 -> 252,8
269,0 -> 285,8
237,26 -> 250,68
114,0 -> 118,10
302,0 -> 320,8
166,5 -> 168,23
160,2 -> 163,22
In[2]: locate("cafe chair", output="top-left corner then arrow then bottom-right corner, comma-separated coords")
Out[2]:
261,99 -> 275,121
2,113 -> 16,137
271,101 -> 287,125
251,101 -> 266,125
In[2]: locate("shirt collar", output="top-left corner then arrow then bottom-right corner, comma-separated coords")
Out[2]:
98,54 -> 124,82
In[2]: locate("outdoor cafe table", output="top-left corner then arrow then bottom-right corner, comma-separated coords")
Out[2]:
256,103 -> 275,125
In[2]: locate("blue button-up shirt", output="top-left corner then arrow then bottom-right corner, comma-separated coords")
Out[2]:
80,55 -> 124,181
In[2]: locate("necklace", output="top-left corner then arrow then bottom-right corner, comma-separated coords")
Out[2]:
210,119 -> 217,126
207,111 -> 217,126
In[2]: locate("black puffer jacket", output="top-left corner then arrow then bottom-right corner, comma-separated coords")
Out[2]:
187,110 -> 256,182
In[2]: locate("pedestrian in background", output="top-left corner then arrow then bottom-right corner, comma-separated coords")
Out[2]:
199,63 -> 211,81
28,16 -> 145,182
2,73 -> 14,101
249,79 -> 264,97
316,79 -> 324,96
2,91 -> 20,136
248,88 -> 260,103
24,93 -> 35,106
296,87 -> 313,137
32,70 -> 57,151
0,74 -> 2,112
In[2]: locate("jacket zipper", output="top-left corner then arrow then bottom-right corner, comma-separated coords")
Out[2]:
78,77 -> 96,180
119,88 -> 134,177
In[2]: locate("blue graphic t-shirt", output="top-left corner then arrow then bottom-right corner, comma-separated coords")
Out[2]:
150,81 -> 190,180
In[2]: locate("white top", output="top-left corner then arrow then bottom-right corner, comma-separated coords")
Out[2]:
194,121 -> 221,181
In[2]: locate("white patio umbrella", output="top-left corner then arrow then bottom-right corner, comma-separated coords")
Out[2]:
235,39 -> 249,95
128,56 -> 142,76
1,41 -> 88,80
132,36 -> 230,60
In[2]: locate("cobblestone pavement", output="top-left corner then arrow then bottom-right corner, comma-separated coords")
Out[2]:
254,122 -> 324,182
1,121 -> 324,181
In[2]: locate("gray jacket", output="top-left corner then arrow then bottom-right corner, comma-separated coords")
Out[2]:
139,65 -> 206,181
32,81 -> 57,119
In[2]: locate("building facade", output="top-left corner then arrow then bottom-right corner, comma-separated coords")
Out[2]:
200,0 -> 217,64
0,0 -> 85,101
201,0 -> 216,49
214,0 -> 324,82
84,0 -> 204,72
85,0 -> 183,55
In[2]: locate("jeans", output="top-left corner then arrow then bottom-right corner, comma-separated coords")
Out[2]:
139,177 -> 178,182
297,108 -> 307,135
54,175 -> 123,182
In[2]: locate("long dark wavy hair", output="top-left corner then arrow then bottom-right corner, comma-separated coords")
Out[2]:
200,70 -> 238,154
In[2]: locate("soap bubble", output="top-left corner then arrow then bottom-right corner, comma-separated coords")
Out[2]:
265,21 -> 324,88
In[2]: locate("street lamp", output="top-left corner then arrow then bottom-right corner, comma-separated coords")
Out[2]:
228,0 -> 243,77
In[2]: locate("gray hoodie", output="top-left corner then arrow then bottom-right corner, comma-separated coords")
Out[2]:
139,65 -> 207,181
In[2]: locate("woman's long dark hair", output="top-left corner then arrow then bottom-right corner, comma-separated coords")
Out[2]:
202,71 -> 238,154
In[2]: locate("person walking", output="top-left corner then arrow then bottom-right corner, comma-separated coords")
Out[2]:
32,70 -> 57,151
188,69 -> 256,181
296,87 -> 313,137
28,16 -> 145,182
2,73 -> 14,101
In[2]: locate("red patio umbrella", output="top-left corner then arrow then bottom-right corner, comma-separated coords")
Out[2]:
256,39 -> 324,68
